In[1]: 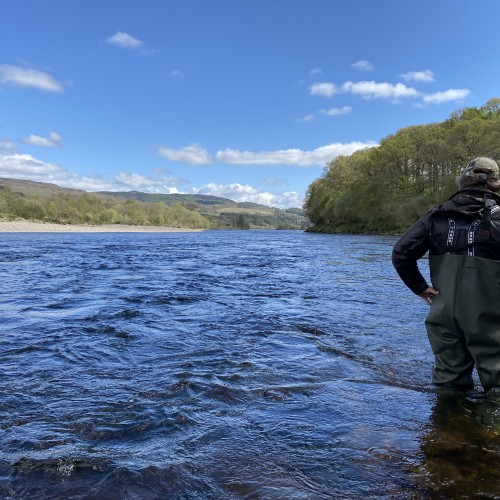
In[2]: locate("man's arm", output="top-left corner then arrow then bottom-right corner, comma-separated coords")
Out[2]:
392,216 -> 433,296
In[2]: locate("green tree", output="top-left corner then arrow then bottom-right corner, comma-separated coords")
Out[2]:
236,214 -> 250,229
304,98 -> 500,234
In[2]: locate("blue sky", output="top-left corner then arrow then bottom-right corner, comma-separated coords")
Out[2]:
1,0 -> 499,208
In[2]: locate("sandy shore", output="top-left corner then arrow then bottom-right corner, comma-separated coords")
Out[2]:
0,219 -> 204,233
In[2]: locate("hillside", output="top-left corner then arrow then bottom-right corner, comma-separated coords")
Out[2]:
0,179 -> 309,230
0,178 -> 86,198
97,191 -> 238,207
97,190 -> 310,230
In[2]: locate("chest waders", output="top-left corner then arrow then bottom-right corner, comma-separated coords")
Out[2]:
426,254 -> 500,390
425,195 -> 500,390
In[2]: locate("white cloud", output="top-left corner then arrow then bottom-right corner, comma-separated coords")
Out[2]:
0,154 -> 65,177
320,106 -> 352,116
0,153 -> 305,208
0,153 -> 186,192
105,31 -> 145,49
311,79 -> 419,101
192,182 -> 303,208
310,77 -> 470,107
115,172 -> 156,188
156,141 -> 378,168
341,80 -> 420,100
163,185 -> 180,194
157,144 -> 212,165
22,132 -> 62,148
309,82 -> 337,98
215,141 -> 377,167
399,69 -> 435,83
352,60 -> 374,72
296,114 -> 315,122
0,65 -> 63,92
422,88 -> 470,104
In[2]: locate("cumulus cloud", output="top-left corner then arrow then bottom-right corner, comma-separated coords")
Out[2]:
0,154 -> 65,178
0,153 -> 187,193
422,88 -> 470,104
0,153 -> 305,208
399,69 -> 435,83
320,106 -> 352,116
309,76 -> 469,107
157,144 -> 212,165
341,80 -> 420,100
215,141 -> 377,167
0,65 -> 63,92
22,132 -> 62,148
310,80 -> 419,101
192,182 -> 303,209
352,60 -> 374,72
105,31 -> 145,50
309,82 -> 337,98
157,141 -> 376,168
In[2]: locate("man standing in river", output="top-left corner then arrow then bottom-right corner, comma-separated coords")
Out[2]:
392,157 -> 500,395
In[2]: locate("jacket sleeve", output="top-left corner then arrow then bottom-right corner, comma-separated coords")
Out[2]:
392,215 -> 432,295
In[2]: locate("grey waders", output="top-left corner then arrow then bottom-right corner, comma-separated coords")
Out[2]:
426,254 -> 500,390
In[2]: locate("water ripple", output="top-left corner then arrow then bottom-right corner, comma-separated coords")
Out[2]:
1,231 -> 499,497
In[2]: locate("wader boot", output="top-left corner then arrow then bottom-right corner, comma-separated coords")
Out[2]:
425,254 -> 500,390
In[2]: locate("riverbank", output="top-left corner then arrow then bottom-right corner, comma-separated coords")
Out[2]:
0,219 -> 204,233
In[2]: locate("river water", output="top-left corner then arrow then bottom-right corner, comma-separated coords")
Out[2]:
1,230 -> 500,499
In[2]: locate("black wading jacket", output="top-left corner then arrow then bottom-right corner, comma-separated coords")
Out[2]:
392,189 -> 500,295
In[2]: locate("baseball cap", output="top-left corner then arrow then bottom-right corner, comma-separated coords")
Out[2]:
462,157 -> 499,180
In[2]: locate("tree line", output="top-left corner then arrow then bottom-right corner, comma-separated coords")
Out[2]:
304,98 -> 500,234
204,210 -> 309,230
0,188 -> 212,229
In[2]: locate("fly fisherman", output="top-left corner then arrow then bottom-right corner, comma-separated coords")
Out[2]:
392,157 -> 500,396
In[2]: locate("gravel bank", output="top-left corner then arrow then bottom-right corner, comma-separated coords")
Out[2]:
0,220 -> 204,233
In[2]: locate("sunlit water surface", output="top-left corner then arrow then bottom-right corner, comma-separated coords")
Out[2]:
1,230 -> 500,498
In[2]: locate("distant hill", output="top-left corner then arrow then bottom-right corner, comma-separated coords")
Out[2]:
0,178 -> 310,230
96,191 -> 238,206
97,190 -> 310,230
0,177 -> 86,198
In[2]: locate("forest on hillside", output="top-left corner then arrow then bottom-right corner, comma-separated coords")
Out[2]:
0,181 -> 309,230
0,188 -> 212,229
304,98 -> 500,234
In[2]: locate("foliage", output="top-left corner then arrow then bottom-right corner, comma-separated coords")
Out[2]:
98,190 -> 310,230
98,191 -> 237,207
304,98 -> 500,234
0,187 -> 211,229
0,180 -> 310,230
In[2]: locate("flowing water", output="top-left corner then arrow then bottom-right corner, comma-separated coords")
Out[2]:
1,230 -> 500,499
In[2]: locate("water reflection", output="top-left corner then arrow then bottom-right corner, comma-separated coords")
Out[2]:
414,388 -> 500,497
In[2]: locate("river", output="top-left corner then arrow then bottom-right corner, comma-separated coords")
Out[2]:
1,230 -> 499,498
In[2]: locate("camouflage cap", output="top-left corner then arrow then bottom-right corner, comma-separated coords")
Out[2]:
463,157 -> 499,180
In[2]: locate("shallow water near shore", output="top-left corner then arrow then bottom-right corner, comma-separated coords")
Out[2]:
1,230 -> 500,498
